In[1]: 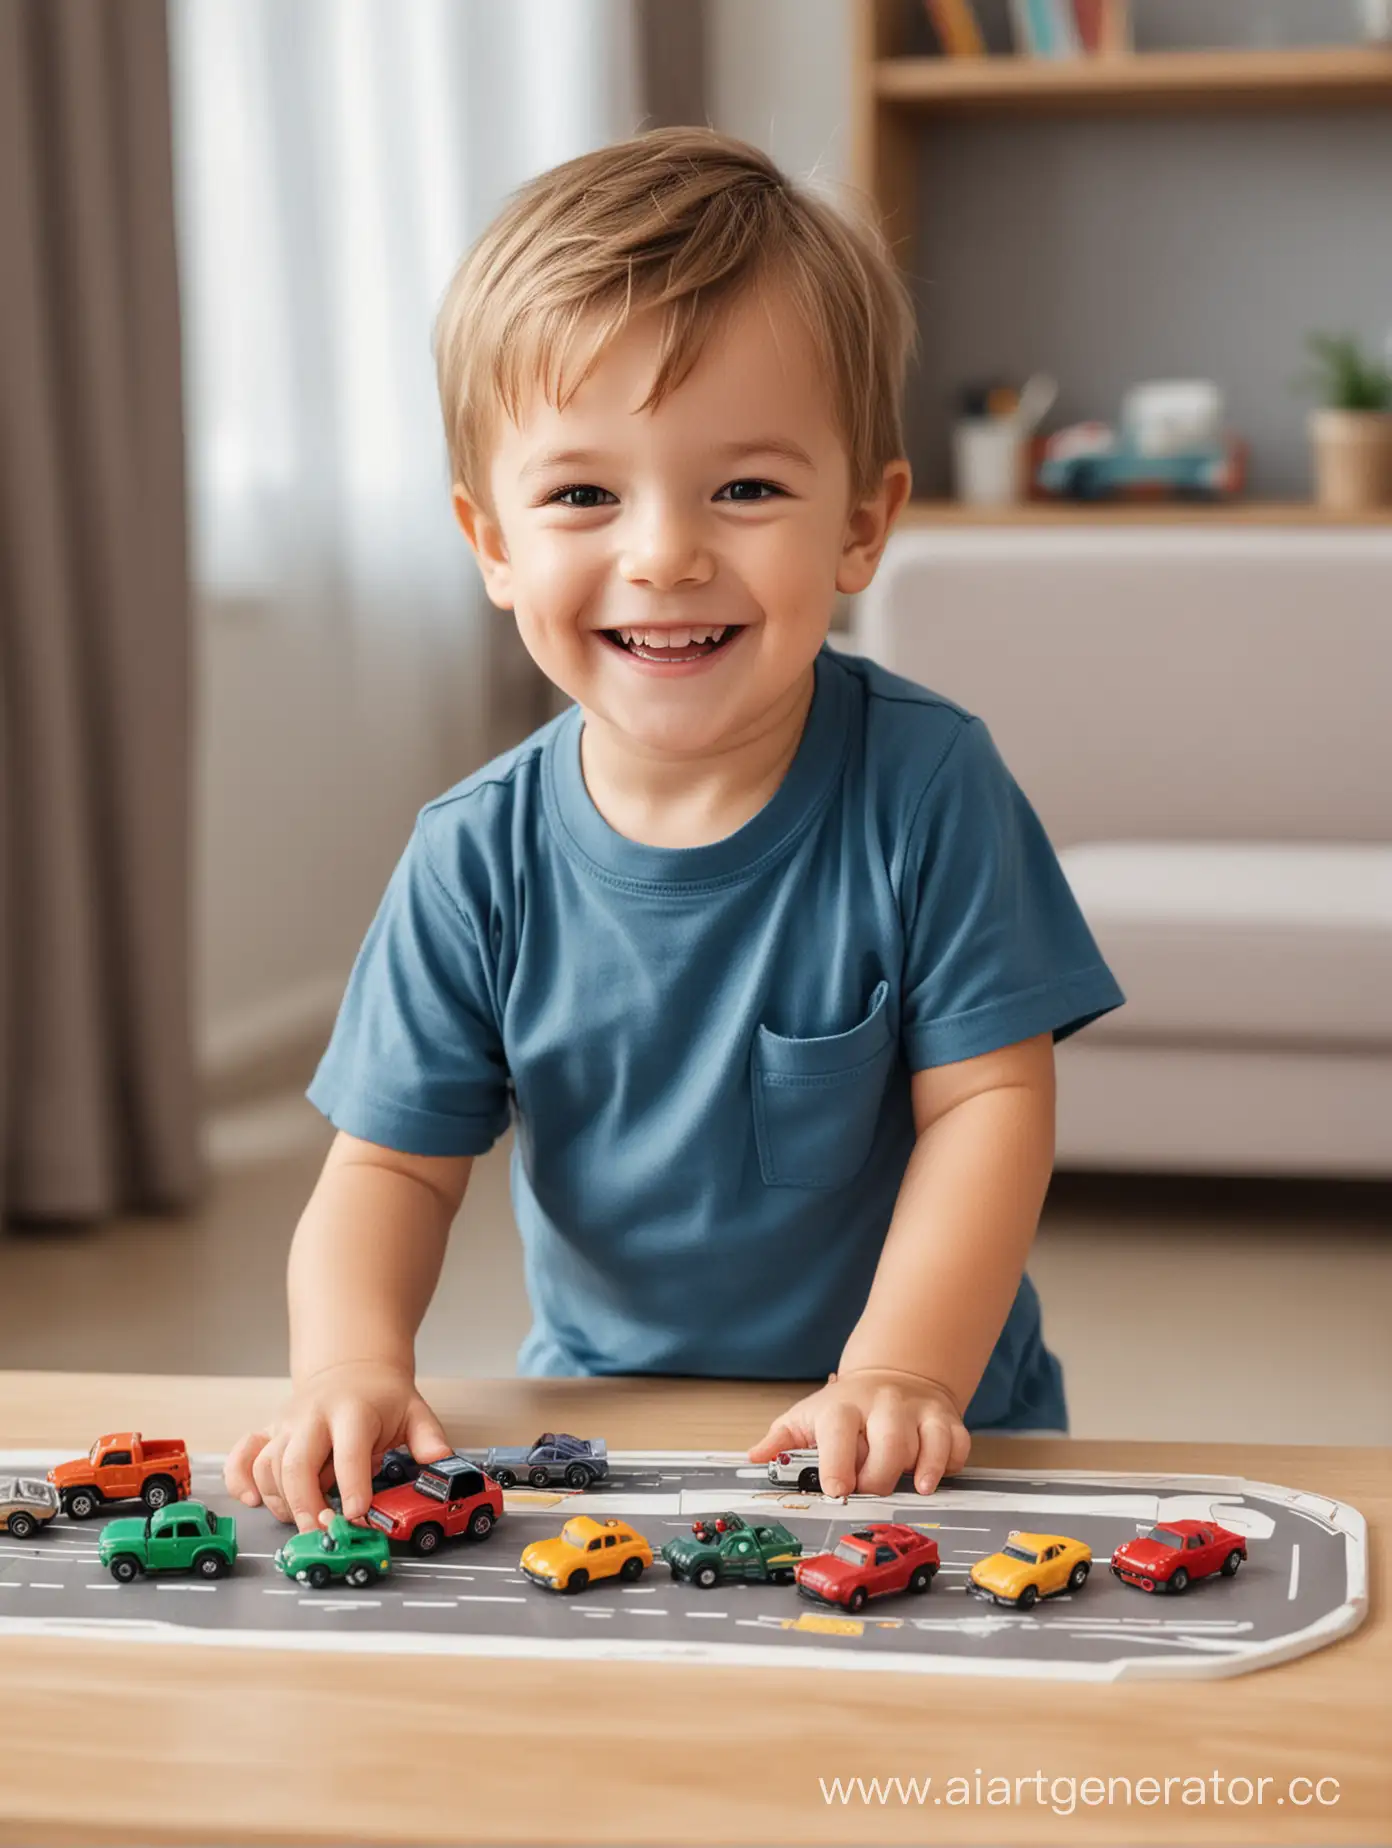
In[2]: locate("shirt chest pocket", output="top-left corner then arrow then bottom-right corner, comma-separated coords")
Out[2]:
750,979 -> 896,1189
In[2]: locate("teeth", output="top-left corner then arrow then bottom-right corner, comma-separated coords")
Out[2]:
614,626 -> 729,649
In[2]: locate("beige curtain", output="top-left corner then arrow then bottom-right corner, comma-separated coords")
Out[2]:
0,0 -> 201,1223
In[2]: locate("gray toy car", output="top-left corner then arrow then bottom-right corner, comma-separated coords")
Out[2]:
481,1433 -> 608,1490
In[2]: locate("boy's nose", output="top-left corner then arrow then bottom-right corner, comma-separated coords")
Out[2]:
618,511 -> 715,591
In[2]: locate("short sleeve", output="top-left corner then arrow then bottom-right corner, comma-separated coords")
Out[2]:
305,817 -> 511,1156
900,717 -> 1125,1069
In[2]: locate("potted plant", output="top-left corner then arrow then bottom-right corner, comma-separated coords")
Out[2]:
1300,332 -> 1392,511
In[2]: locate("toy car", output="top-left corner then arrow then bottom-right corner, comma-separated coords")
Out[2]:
48,1433 -> 191,1519
481,1433 -> 608,1490
275,1514 -> 392,1589
520,1516 -> 652,1592
794,1523 -> 940,1611
969,1531 -> 1091,1609
661,1511 -> 803,1588
1111,1520 -> 1247,1594
764,1449 -> 823,1493
98,1499 -> 238,1583
373,1447 -> 425,1491
0,1473 -> 60,1540
366,1456 -> 502,1555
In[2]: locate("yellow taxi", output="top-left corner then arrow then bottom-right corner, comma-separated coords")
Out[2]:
520,1515 -> 654,1593
968,1531 -> 1091,1609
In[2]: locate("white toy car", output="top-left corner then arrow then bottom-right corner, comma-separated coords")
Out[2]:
766,1449 -> 823,1493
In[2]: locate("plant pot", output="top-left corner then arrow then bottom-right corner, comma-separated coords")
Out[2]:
1309,408 -> 1392,511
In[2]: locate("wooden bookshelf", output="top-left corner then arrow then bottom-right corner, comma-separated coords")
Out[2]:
874,44 -> 1392,116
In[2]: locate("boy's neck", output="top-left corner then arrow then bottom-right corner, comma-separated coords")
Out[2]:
577,664 -> 817,851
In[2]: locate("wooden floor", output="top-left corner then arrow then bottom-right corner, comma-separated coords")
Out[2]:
2,1089 -> 1388,1446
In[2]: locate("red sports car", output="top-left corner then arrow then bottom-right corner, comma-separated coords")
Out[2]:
1111,1519 -> 1247,1594
794,1523 -> 939,1612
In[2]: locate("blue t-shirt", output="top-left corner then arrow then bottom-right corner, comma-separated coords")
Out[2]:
307,647 -> 1124,1429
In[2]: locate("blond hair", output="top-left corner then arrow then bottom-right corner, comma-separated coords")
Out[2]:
434,126 -> 916,514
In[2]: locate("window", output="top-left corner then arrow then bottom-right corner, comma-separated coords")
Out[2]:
1187,1534 -> 1206,1549
603,1534 -> 617,1548
587,1538 -> 603,1552
101,1452 -> 133,1469
875,1545 -> 896,1566
174,1521 -> 201,1539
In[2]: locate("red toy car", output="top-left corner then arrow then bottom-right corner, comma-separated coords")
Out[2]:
1111,1519 -> 1247,1594
366,1457 -> 502,1555
793,1523 -> 939,1612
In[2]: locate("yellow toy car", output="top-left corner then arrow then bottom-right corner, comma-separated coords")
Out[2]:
969,1531 -> 1091,1609
520,1515 -> 654,1593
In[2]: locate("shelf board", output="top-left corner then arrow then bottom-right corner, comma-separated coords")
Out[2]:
899,499 -> 1392,527
875,45 -> 1392,115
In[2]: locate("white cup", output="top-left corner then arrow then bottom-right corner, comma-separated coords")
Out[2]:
952,419 -> 1028,506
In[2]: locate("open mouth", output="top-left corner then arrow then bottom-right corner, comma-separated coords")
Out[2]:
601,625 -> 742,664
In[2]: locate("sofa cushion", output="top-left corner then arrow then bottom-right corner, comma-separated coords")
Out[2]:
1058,842 -> 1392,1048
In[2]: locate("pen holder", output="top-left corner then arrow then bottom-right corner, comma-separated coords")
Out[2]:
952,418 -> 1028,506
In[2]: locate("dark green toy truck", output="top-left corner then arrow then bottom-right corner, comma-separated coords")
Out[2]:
98,1498 -> 238,1583
661,1511 -> 803,1588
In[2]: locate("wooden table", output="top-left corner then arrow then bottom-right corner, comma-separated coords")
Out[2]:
0,1373 -> 1386,1845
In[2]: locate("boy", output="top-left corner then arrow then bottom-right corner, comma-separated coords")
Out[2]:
227,128 -> 1123,1531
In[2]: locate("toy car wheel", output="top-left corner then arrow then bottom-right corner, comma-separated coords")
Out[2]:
528,1467 -> 549,1488
620,1555 -> 643,1582
772,1568 -> 795,1585
195,1550 -> 228,1579
495,1470 -> 516,1489
109,1555 -> 141,1584
346,1566 -> 372,1588
6,1511 -> 36,1540
306,1564 -> 332,1590
847,1586 -> 868,1613
65,1489 -> 99,1520
1168,1567 -> 1189,1594
467,1507 -> 494,1540
142,1476 -> 178,1511
412,1523 -> 444,1557
1220,1550 -> 1243,1577
693,1563 -> 720,1590
908,1565 -> 934,1594
564,1464 -> 593,1489
1016,1584 -> 1038,1611
565,1569 -> 589,1595
1068,1562 -> 1090,1591
797,1467 -> 821,1494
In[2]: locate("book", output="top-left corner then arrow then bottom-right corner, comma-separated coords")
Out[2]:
1009,0 -> 1081,57
1072,0 -> 1106,53
1098,0 -> 1134,55
923,0 -> 986,57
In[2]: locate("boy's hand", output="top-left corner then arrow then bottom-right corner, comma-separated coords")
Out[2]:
223,1360 -> 454,1532
747,1367 -> 971,1500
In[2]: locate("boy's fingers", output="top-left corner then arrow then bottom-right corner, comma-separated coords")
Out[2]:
813,1402 -> 861,1500
913,1418 -> 954,1496
281,1423 -> 333,1533
330,1403 -> 379,1522
946,1421 -> 972,1478
251,1439 -> 294,1525
404,1398 -> 454,1464
746,1419 -> 802,1463
225,1431 -> 269,1504
859,1401 -> 917,1497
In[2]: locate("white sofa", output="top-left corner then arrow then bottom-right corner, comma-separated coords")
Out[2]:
854,526 -> 1392,1179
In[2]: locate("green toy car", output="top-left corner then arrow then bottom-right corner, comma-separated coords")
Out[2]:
661,1511 -> 803,1588
98,1499 -> 238,1583
275,1514 -> 392,1589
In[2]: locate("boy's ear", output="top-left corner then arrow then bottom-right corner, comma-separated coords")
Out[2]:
835,459 -> 913,597
452,486 -> 515,610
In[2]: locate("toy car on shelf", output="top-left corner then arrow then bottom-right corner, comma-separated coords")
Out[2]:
794,1523 -> 939,1611
481,1433 -> 608,1490
969,1531 -> 1091,1609
98,1499 -> 238,1583
764,1449 -> 824,1493
0,1473 -> 60,1540
48,1432 -> 191,1519
1111,1520 -> 1247,1594
366,1456 -> 502,1555
661,1511 -> 803,1588
520,1516 -> 652,1593
275,1514 -> 392,1589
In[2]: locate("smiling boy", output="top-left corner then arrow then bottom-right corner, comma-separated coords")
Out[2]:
227,128 -> 1123,1530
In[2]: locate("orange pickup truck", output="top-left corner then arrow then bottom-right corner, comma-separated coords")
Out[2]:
48,1433 -> 191,1519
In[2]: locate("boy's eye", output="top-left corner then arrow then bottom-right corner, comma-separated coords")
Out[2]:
542,478 -> 785,509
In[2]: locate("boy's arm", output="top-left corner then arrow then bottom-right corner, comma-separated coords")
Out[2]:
225,1131 -> 474,1528
748,1032 -> 1056,1498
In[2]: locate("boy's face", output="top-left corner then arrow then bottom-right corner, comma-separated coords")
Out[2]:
455,282 -> 910,762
